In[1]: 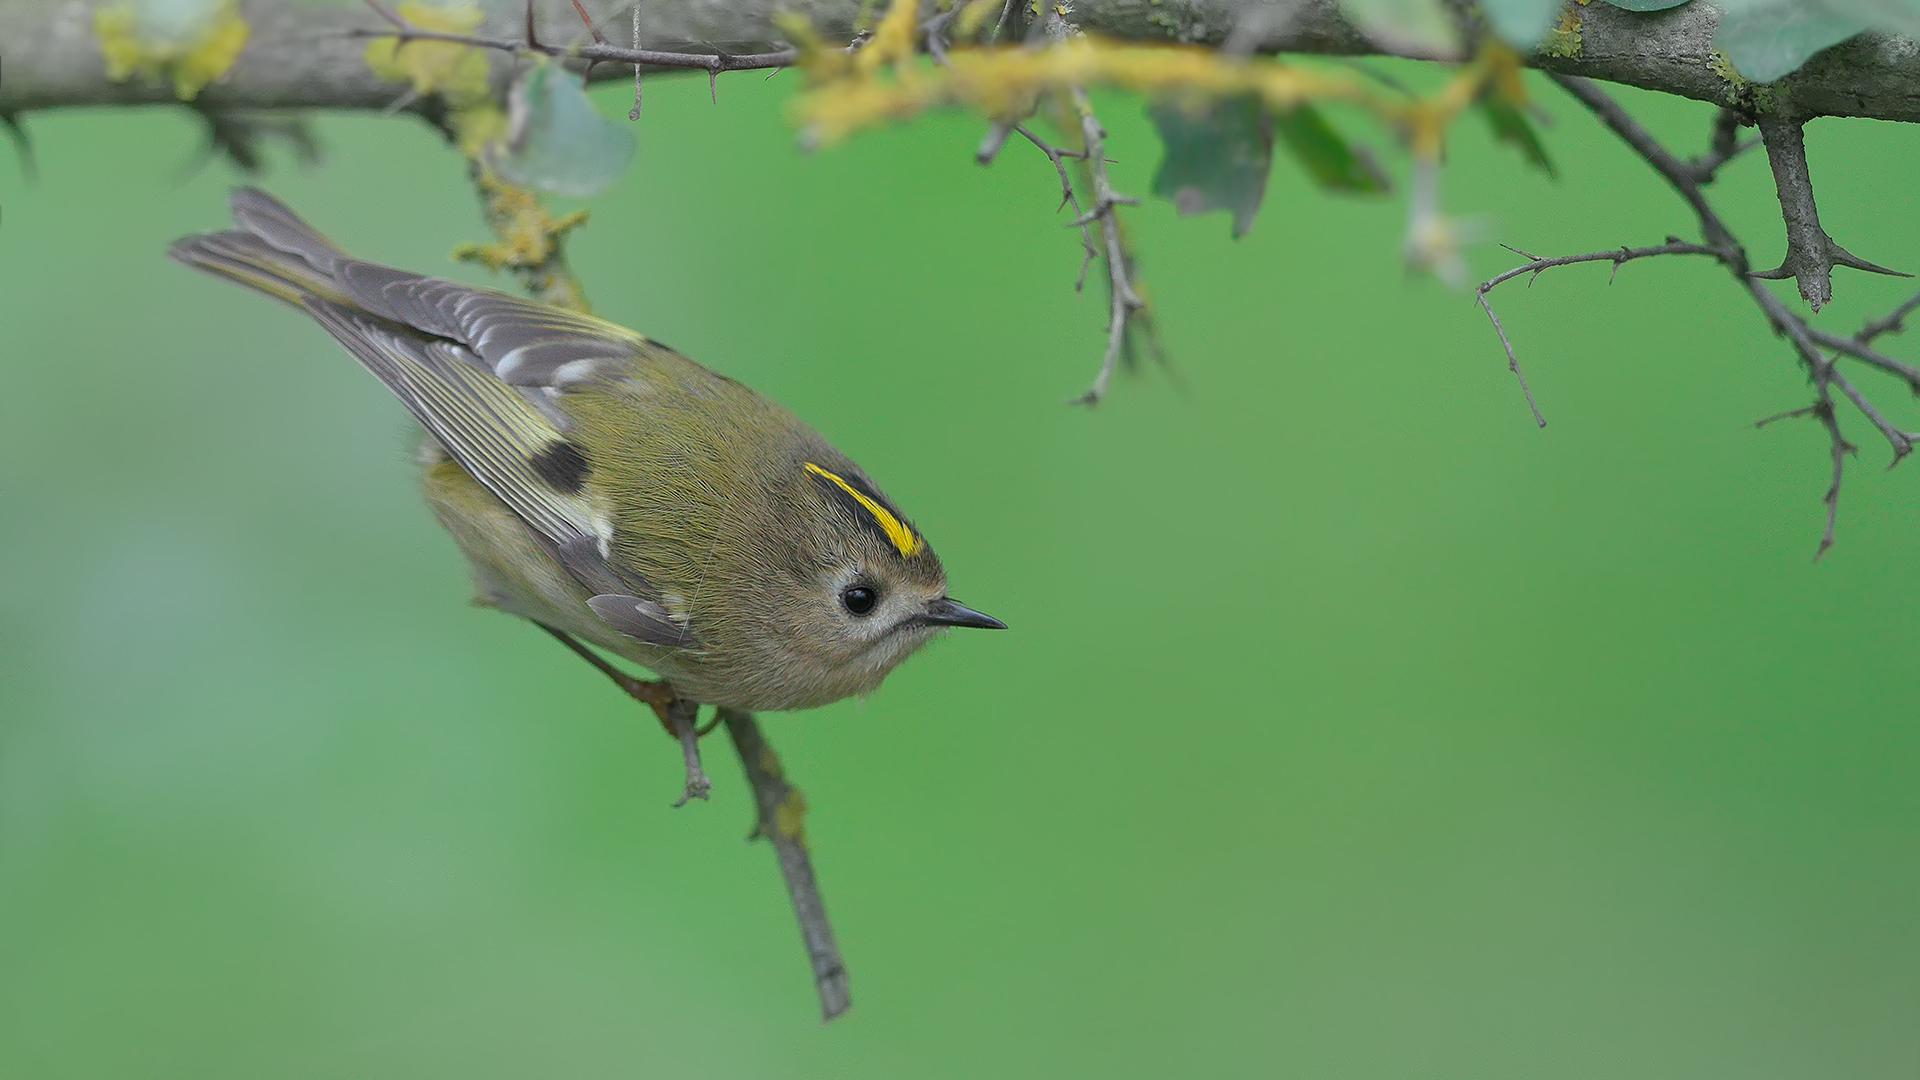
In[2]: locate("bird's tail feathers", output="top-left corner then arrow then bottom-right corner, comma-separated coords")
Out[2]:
168,187 -> 353,310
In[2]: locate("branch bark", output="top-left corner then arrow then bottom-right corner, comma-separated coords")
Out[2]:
1749,114 -> 1907,311
719,707 -> 851,1023
7,0 -> 1920,124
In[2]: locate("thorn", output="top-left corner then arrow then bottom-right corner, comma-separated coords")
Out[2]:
709,68 -> 718,104
568,0 -> 608,44
1829,241 -> 1911,278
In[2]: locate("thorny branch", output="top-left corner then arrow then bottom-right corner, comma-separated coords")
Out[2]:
351,0 -> 798,79
1683,108 -> 1758,185
927,5 -> 1145,399
1068,88 -> 1147,406
1476,241 -> 1721,426
1514,73 -> 1920,556
1749,114 -> 1907,311
1854,289 -> 1920,344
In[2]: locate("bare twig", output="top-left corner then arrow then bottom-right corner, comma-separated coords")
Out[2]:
994,123 -> 1099,291
1685,107 -> 1757,184
361,0 -> 406,28
1068,89 -> 1147,406
720,707 -> 851,1022
1474,241 -> 1720,427
567,0 -> 607,43
1856,290 -> 1920,344
663,696 -> 711,807
1750,114 -> 1908,311
628,5 -> 643,120
1545,73 -> 1916,555
1755,404 -> 1820,428
989,0 -> 1015,42
342,21 -> 797,76
1829,365 -> 1916,464
1806,327 -> 1920,394
1474,291 -> 1546,427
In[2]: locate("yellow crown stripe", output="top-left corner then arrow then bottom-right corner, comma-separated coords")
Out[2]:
804,462 -> 922,557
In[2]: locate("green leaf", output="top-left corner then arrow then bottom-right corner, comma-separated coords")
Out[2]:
1147,94 -> 1275,240
1338,0 -> 1459,56
1478,98 -> 1555,178
1711,0 -> 1870,82
1480,0 -> 1567,47
1817,0 -> 1920,37
1272,104 -> 1390,195
487,61 -> 636,197
1597,0 -> 1694,11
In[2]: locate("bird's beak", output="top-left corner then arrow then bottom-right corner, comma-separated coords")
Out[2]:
922,597 -> 1007,630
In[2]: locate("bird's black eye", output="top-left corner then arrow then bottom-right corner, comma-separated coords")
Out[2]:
841,586 -> 878,616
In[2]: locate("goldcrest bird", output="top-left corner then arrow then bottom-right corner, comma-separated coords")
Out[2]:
171,188 -> 1003,713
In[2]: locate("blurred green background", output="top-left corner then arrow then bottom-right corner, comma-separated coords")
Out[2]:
3,69 -> 1917,1078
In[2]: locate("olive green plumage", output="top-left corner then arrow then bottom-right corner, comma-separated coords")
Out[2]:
170,188 -> 1001,711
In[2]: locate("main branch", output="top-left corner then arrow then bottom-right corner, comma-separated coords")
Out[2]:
7,0 -> 1920,124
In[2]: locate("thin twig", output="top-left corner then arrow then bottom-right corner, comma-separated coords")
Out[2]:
567,0 -> 608,43
628,5 -> 643,119
1068,88 -> 1146,406
343,22 -> 796,75
1755,404 -> 1819,428
1474,242 -> 1720,428
1856,289 -> 1920,344
1474,290 -> 1546,427
1545,73 -> 1915,556
1829,365 -> 1915,464
1008,123 -> 1098,290
1806,327 -> 1920,394
1685,107 -> 1757,184
663,697 -> 711,807
361,0 -> 406,28
720,707 -> 851,1022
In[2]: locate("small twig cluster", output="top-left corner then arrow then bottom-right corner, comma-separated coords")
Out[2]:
1478,75 -> 1920,556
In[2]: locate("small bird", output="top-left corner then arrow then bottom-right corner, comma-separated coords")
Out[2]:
172,188 -> 1003,723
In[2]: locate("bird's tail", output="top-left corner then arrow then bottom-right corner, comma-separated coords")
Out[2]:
168,187 -> 355,310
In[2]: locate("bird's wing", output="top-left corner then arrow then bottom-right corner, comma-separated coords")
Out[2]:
300,299 -> 695,649
175,188 -> 696,649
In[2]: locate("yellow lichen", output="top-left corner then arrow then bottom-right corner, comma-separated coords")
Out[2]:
451,101 -> 507,159
1708,50 -> 1777,113
363,1 -> 492,107
788,0 -> 1510,151
454,171 -> 592,312
773,786 -> 809,846
1538,2 -> 1584,60
94,0 -> 249,101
